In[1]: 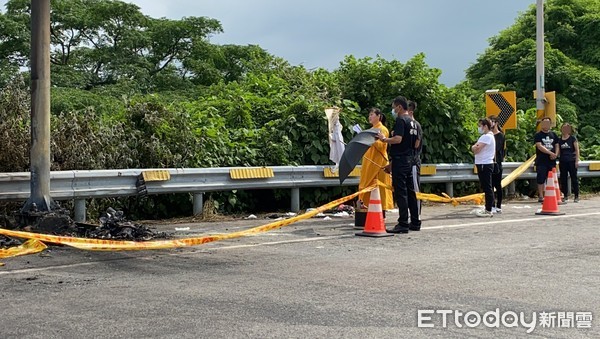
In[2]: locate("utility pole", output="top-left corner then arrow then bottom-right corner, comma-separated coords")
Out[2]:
22,0 -> 53,213
535,0 -> 546,122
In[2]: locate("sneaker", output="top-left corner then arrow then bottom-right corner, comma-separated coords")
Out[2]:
475,209 -> 493,218
574,196 -> 580,203
492,207 -> 502,214
538,197 -> 544,203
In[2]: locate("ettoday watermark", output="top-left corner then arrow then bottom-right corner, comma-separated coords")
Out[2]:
417,309 -> 593,333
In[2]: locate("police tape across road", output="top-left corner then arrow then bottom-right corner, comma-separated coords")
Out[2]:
0,185 -> 378,253
0,156 -> 539,258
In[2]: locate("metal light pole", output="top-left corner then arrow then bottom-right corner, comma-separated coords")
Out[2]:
22,0 -> 53,213
535,0 -> 545,121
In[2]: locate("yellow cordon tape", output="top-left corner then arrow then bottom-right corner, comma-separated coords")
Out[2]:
0,239 -> 48,261
501,155 -> 536,188
381,155 -> 537,206
0,185 -> 377,253
0,157 -> 538,258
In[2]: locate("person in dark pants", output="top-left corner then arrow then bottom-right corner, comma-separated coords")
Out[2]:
377,96 -> 420,233
534,117 -> 560,202
489,116 -> 505,214
471,118 -> 496,217
408,100 -> 423,225
558,122 -> 580,202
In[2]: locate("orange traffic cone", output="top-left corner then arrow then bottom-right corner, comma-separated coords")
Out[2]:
552,167 -> 563,204
536,171 -> 565,216
356,186 -> 393,237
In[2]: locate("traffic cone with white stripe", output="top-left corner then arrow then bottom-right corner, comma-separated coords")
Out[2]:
536,171 -> 565,216
552,167 -> 564,204
356,186 -> 393,237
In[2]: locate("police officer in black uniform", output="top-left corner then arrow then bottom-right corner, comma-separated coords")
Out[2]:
377,96 -> 421,233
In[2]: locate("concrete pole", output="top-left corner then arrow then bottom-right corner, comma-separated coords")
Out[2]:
536,0 -> 546,122
22,0 -> 53,213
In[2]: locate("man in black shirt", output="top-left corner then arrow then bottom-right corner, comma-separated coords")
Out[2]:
534,117 -> 559,202
377,96 -> 420,233
408,100 -> 423,226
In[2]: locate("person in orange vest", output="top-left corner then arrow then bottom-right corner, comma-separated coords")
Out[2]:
358,108 -> 394,215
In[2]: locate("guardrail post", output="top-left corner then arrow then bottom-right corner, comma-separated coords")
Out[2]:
508,181 -> 516,196
291,188 -> 300,212
193,193 -> 204,216
445,182 -> 454,197
74,199 -> 86,222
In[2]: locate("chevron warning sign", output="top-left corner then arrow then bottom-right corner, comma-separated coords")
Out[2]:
486,91 -> 517,130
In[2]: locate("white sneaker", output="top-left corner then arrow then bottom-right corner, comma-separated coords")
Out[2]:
492,207 -> 502,214
475,209 -> 493,218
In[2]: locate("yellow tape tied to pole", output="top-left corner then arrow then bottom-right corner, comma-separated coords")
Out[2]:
0,185 -> 377,252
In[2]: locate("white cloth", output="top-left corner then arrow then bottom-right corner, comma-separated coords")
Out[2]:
325,108 -> 345,167
474,132 -> 496,165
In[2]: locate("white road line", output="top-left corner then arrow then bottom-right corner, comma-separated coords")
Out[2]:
0,262 -> 98,276
172,235 -> 352,254
422,211 -> 600,230
0,236 -> 351,275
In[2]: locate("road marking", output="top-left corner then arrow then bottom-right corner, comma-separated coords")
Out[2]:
167,235 -> 353,255
0,236 -> 350,275
0,262 -> 98,276
423,211 -> 600,230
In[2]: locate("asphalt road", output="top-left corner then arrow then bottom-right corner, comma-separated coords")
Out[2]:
1,197 -> 599,338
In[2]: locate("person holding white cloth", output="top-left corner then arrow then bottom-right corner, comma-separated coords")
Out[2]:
471,118 -> 496,217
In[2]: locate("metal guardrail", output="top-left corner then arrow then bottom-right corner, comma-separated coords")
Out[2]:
1,161 -> 598,221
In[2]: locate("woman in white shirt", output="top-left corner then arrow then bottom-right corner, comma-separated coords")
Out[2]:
471,118 -> 496,217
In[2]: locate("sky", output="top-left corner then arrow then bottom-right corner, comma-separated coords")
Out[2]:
126,0 -> 534,86
1,0 -> 534,86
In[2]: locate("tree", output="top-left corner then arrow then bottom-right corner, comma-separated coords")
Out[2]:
466,0 -> 600,160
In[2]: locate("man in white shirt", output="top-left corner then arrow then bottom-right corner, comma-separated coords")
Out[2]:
471,118 -> 496,217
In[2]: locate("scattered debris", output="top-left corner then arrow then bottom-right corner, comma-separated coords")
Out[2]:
81,208 -> 169,241
323,216 -> 332,220
0,235 -> 22,249
175,227 -> 190,231
285,212 -> 297,217
333,211 -> 351,218
245,214 -> 258,220
336,204 -> 355,214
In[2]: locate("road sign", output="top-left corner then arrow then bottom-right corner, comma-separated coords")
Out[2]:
486,91 -> 517,129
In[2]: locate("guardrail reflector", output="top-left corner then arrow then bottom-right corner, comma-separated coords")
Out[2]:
420,165 -> 436,176
230,168 -> 274,179
142,170 -> 171,182
323,168 -> 361,178
589,162 -> 600,171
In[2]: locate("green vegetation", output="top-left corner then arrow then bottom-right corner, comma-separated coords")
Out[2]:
1,0 -> 598,217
